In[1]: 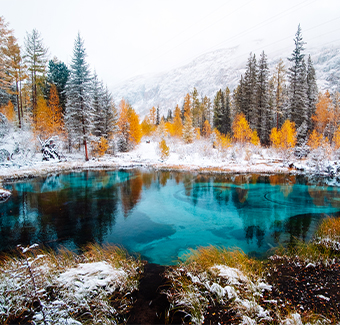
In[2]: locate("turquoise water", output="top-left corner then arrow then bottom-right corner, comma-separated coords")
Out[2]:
1,169 -> 340,265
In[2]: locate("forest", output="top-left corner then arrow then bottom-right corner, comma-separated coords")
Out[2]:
1,17 -> 340,165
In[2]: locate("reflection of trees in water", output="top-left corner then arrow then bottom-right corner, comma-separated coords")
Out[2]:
0,171 -> 120,251
120,171 -> 143,217
269,175 -> 296,197
308,187 -> 340,208
245,225 -> 265,248
284,213 -> 312,248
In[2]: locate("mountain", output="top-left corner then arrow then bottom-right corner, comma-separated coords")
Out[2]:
111,44 -> 340,118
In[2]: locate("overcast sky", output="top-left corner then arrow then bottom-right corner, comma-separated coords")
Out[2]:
2,0 -> 340,89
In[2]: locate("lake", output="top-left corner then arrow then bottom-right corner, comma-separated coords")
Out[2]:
1,169 -> 340,265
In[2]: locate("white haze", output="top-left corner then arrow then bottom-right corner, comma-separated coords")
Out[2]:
2,0 -> 340,90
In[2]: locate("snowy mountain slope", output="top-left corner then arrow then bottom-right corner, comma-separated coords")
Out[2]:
112,44 -> 340,118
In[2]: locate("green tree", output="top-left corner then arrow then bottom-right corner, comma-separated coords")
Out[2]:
47,58 -> 70,113
65,33 -> 93,161
287,24 -> 308,143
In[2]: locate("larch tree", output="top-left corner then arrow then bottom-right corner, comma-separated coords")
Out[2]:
287,24 -> 308,143
117,98 -> 130,152
65,33 -> 93,161
232,113 -> 252,145
0,16 -> 12,97
3,35 -> 27,128
128,107 -> 142,146
48,84 -> 63,136
23,29 -> 48,122
312,90 -> 333,138
272,58 -> 287,129
191,87 -> 201,128
182,113 -> 195,144
172,104 -> 183,137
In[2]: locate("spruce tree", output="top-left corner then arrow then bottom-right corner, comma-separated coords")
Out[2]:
47,59 -> 70,114
65,33 -> 93,161
102,85 -> 118,142
257,51 -> 270,144
306,54 -> 318,133
213,89 -> 223,131
288,24 -> 308,143
220,87 -> 232,135
243,53 -> 258,129
92,72 -> 105,139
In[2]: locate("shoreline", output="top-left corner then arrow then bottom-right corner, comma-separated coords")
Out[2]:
0,157 -> 296,184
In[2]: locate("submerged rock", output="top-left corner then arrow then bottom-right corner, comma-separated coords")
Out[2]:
0,188 -> 11,202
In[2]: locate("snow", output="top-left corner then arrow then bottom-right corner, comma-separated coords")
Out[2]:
111,44 -> 340,118
57,261 -> 127,300
211,264 -> 248,285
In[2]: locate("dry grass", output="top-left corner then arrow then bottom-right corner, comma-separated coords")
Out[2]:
0,244 -> 143,325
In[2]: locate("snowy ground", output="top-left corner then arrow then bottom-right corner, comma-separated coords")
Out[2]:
1,137 -> 339,192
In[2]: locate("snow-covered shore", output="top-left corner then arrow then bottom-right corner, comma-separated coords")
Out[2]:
1,139 -> 338,187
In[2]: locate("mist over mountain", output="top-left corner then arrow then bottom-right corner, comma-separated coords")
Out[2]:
112,44 -> 340,118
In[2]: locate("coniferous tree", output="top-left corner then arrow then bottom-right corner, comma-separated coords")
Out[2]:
65,33 -> 93,161
191,87 -> 200,128
306,54 -> 318,133
92,72 -> 105,139
102,85 -> 118,142
47,59 -> 70,113
23,29 -> 48,121
271,59 -> 287,129
287,24 -> 308,143
156,106 -> 160,125
2,34 -> 27,128
243,53 -> 258,129
221,87 -> 232,135
213,89 -> 224,131
172,104 -> 183,137
257,51 -> 270,144
232,76 -> 245,117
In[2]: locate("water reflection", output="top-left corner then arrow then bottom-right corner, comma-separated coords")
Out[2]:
1,170 -> 340,264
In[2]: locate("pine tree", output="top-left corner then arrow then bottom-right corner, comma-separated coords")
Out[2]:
23,29 -> 48,121
287,24 -> 308,143
65,33 -> 93,161
256,51 -> 270,144
306,55 -> 318,133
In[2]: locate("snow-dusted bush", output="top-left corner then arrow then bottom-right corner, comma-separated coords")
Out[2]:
0,244 -> 143,325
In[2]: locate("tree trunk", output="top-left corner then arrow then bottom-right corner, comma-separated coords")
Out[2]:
15,80 -> 21,128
